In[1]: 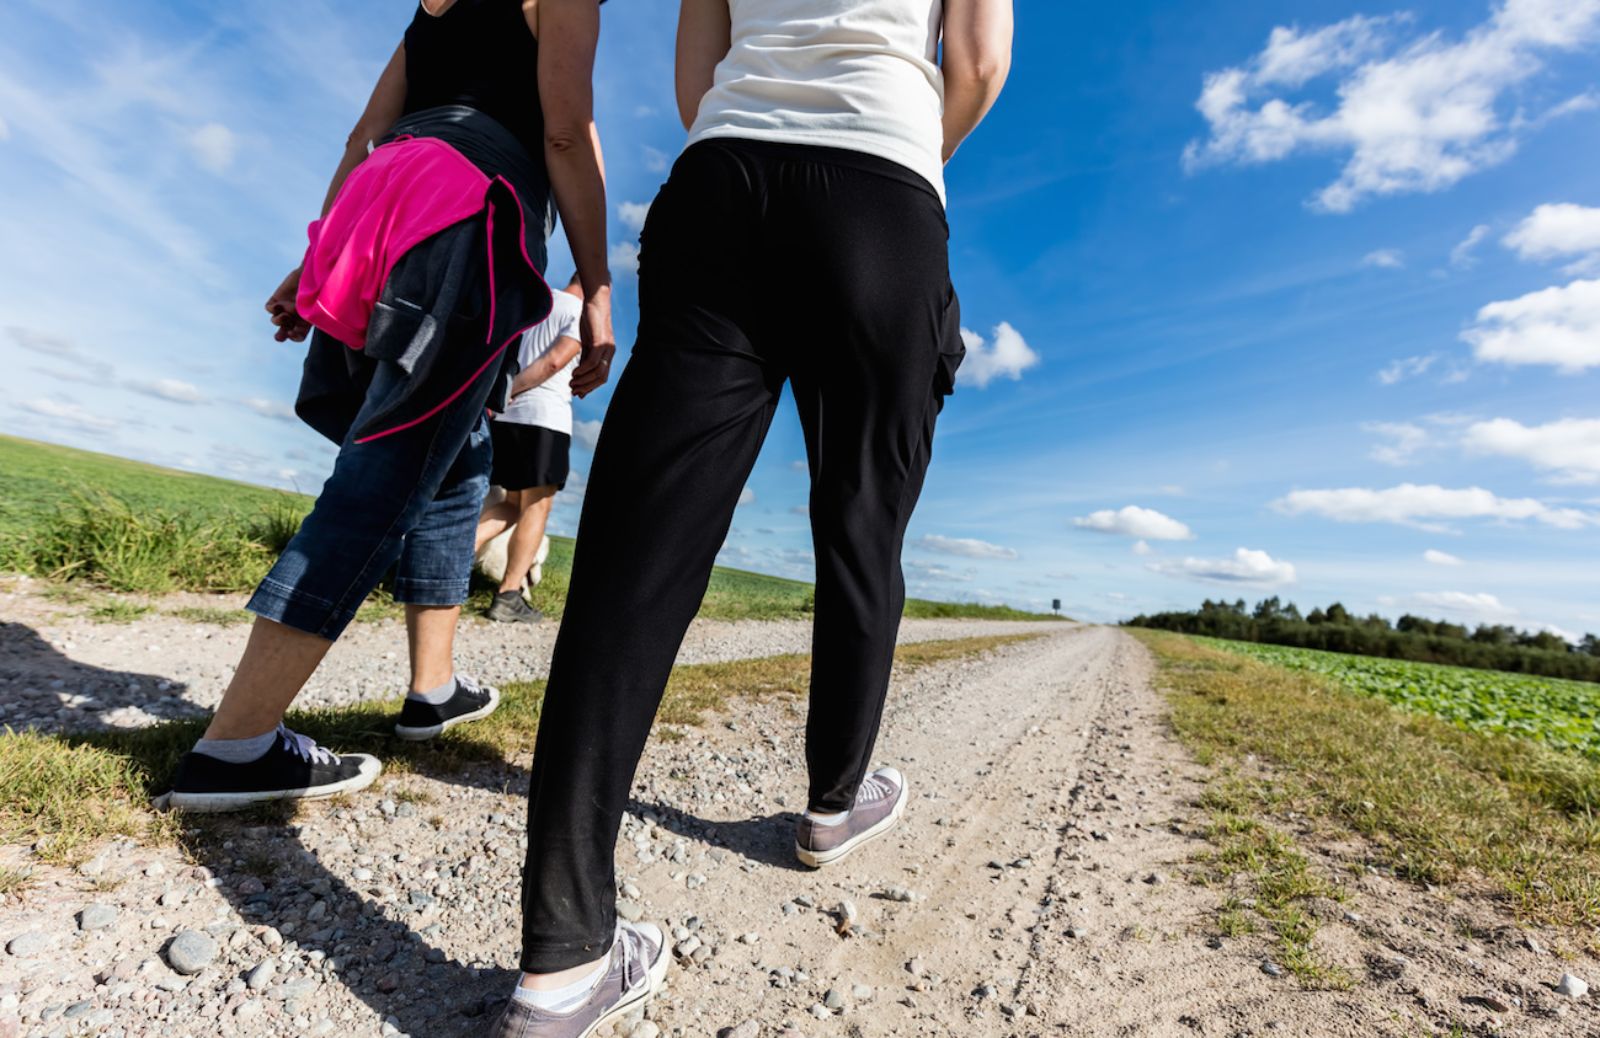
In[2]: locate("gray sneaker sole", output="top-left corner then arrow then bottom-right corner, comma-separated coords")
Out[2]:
393,687 -> 502,742
794,781 -> 909,868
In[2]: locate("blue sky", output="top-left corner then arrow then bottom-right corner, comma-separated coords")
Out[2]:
2,0 -> 1597,637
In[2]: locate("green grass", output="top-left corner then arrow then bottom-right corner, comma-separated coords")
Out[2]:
0,435 -> 1060,621
1203,638 -> 1600,761
1137,629 -> 1600,928
88,598 -> 153,624
0,634 -> 1041,868
166,606 -> 254,627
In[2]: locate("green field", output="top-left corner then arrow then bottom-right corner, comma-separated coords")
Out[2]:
0,435 -> 1056,621
1204,638 -> 1600,761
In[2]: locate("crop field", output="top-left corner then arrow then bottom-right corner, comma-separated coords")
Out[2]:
1204,638 -> 1600,760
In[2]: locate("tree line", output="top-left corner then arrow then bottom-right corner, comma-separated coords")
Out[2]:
1125,597 -> 1600,683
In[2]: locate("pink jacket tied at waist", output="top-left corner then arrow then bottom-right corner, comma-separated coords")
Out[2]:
297,136 -> 491,349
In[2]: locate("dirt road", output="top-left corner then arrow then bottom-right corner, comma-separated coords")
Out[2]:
2,621 -> 1595,1037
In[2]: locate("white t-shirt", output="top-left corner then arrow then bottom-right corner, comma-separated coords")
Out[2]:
497,290 -> 582,434
686,0 -> 946,202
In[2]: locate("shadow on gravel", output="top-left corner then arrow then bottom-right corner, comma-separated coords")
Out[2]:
0,619 -> 198,731
178,788 -> 515,1038
630,798 -> 810,872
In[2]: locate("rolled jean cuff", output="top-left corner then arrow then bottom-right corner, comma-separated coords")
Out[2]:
246,577 -> 356,642
392,576 -> 471,607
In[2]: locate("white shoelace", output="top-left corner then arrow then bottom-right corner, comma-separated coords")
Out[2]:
276,725 -> 337,766
856,772 -> 896,805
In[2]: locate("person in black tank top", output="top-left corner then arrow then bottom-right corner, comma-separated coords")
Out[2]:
402,0 -> 546,159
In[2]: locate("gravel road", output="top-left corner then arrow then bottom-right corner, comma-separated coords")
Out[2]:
2,602 -> 1595,1037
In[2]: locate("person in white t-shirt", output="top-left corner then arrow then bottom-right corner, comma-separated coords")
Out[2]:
475,273 -> 584,624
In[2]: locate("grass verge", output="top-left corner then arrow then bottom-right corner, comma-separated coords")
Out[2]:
1134,629 -> 1600,931
1,633 -> 1041,869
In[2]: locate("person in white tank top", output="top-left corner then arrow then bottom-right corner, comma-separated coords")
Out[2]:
497,4 -> 1013,1033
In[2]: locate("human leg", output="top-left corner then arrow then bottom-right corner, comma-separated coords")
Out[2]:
501,485 -> 555,592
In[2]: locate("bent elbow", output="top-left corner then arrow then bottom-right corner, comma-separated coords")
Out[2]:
951,51 -> 1011,91
545,122 -> 591,156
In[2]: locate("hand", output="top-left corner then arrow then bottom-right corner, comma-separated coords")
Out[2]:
568,287 -> 615,399
265,266 -> 312,343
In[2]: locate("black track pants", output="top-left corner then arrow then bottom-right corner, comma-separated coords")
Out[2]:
519,139 -> 965,971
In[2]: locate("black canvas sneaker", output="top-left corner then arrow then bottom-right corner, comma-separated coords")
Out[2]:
393,674 -> 502,741
487,590 -> 544,624
166,726 -> 382,812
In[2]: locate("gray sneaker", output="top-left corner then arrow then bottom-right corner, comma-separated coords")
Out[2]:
488,590 -> 544,624
489,921 -> 670,1038
794,766 -> 908,868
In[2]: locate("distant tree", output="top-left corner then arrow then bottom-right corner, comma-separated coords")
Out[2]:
1583,634 -> 1600,658
1307,607 -> 1328,625
1281,602 -> 1303,623
1253,596 -> 1283,621
1324,602 -> 1351,625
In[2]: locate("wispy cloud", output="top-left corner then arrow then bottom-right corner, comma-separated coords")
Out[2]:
1149,547 -> 1297,587
1274,483 -> 1597,531
1185,2 -> 1600,211
1072,505 -> 1194,540
1462,416 -> 1600,484
916,534 -> 1020,560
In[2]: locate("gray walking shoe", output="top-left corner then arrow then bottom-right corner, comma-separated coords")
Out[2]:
487,590 -> 544,624
794,766 -> 908,868
488,921 -> 670,1038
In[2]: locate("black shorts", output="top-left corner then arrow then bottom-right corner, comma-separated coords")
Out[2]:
489,422 -> 570,491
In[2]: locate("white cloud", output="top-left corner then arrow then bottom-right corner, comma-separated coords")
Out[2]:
1504,203 -> 1600,272
737,487 -> 756,507
188,122 -> 237,173
609,241 -> 640,276
958,322 -> 1040,388
1412,590 -> 1518,621
1274,483 -> 1597,531
642,146 -> 670,173
241,396 -> 296,422
128,377 -> 204,404
1184,2 -> 1600,212
17,397 -> 118,432
905,561 -> 977,583
1377,353 -> 1438,385
1364,421 -> 1429,465
1451,224 -> 1493,268
1462,278 -> 1600,373
1131,539 -> 1154,556
6,326 -> 77,356
573,418 -> 602,452
916,534 -> 1020,560
1150,547 -> 1298,587
1072,505 -> 1195,541
1424,549 -> 1465,566
1363,248 -> 1405,269
1462,416 -> 1600,483
617,201 -> 651,233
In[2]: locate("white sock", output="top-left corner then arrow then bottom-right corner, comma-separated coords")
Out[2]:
511,956 -> 609,1012
805,808 -> 849,826
407,675 -> 457,706
192,729 -> 278,764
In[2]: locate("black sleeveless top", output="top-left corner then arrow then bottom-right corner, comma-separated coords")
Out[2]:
403,0 -> 544,160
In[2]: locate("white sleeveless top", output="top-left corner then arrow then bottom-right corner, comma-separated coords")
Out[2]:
686,0 -> 947,202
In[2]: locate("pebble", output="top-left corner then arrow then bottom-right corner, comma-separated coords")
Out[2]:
1556,973 -> 1588,999
851,984 -> 873,1001
721,1022 -> 759,1038
5,933 -> 48,957
1523,934 -> 1546,955
879,886 -> 918,902
616,899 -> 644,923
166,929 -> 219,975
823,988 -> 846,1010
246,960 -> 276,991
1260,961 -> 1285,978
77,903 -> 118,931
631,1023 -> 661,1038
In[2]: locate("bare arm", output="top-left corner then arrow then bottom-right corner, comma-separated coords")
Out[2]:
676,0 -> 732,130
266,44 -> 409,342
534,0 -> 615,398
509,336 -> 582,396
940,0 -> 1012,162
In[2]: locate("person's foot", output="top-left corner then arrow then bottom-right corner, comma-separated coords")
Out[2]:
794,766 -> 908,868
393,675 -> 502,742
166,726 -> 381,813
489,921 -> 670,1038
487,590 -> 544,624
